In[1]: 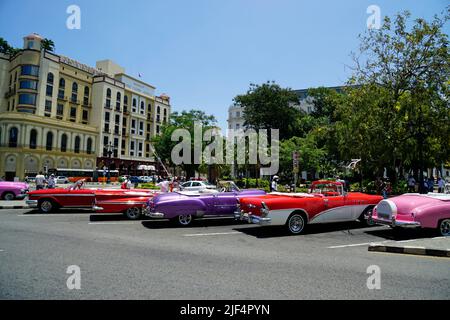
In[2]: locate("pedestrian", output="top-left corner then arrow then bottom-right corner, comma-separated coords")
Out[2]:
47,174 -> 56,189
35,171 -> 46,190
428,176 -> 434,193
156,179 -> 170,193
271,175 -> 279,192
407,175 -> 416,193
437,177 -> 445,193
382,179 -> 391,199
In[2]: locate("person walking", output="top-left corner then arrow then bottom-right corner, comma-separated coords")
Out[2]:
35,171 -> 46,190
271,176 -> 279,192
428,176 -> 435,193
437,177 -> 445,193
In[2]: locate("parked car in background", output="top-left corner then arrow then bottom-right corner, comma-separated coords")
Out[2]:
56,176 -> 70,184
26,179 -> 157,218
25,176 -> 36,184
0,181 -> 30,200
237,180 -> 383,235
139,176 -> 153,183
179,180 -> 217,192
145,182 -> 265,226
370,193 -> 450,236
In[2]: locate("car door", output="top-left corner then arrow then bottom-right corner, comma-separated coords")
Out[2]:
190,181 -> 202,191
212,192 -> 237,215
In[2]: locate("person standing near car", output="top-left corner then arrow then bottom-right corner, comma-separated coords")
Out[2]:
407,175 -> 416,193
437,177 -> 445,193
35,171 -> 46,190
271,175 -> 279,192
47,174 -> 56,189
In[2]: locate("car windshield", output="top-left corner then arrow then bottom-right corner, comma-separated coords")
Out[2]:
310,183 -> 343,196
67,179 -> 85,191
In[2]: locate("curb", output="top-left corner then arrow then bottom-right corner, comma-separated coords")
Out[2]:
0,205 -> 31,210
369,244 -> 450,258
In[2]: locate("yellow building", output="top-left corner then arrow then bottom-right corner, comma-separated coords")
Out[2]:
0,33 -> 170,180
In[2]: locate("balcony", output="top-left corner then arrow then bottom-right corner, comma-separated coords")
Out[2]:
70,98 -> 80,105
82,101 -> 92,108
104,103 -> 112,110
57,95 -> 68,101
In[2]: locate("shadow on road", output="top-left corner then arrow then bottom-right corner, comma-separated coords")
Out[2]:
364,227 -> 437,241
234,221 -> 376,238
89,214 -> 137,222
141,217 -> 244,229
22,209 -> 92,215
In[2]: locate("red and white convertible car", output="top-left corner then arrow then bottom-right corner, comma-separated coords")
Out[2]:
237,180 -> 383,234
26,180 -> 158,219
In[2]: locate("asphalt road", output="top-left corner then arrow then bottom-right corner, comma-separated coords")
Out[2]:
0,208 -> 449,299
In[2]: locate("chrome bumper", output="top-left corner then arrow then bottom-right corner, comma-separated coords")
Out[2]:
235,211 -> 272,225
371,214 -> 421,228
143,208 -> 165,218
26,200 -> 38,208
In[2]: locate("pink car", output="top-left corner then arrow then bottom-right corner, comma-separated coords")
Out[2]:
0,181 -> 30,201
370,193 -> 450,236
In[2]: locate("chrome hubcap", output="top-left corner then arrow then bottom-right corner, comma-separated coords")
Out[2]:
440,219 -> 450,236
178,214 -> 192,225
127,208 -> 140,219
41,201 -> 52,212
289,215 -> 304,234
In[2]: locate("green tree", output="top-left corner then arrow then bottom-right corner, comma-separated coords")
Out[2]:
41,38 -> 55,52
233,81 -> 301,140
0,37 -> 20,56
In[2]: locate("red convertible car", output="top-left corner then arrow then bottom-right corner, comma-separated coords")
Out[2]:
237,180 -> 383,234
26,180 -> 158,219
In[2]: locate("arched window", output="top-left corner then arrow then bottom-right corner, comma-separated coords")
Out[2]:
83,87 -> 90,105
9,127 -> 18,148
157,106 -> 161,114
116,92 -> 121,111
58,78 -> 65,99
74,136 -> 81,153
46,132 -> 53,151
133,99 -> 137,107
124,96 -> 128,105
71,82 -> 78,103
86,138 -> 92,154
47,73 -> 54,84
29,129 -> 37,149
106,88 -> 111,98
61,134 -> 67,152
163,109 -> 167,116
84,87 -> 89,96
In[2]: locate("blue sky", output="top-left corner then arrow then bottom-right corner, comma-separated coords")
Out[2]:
1,0 -> 448,130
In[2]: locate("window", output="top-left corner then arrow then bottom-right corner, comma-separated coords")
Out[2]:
71,82 -> 78,103
138,121 -> 144,136
122,117 -> 127,126
116,92 -> 121,111
103,137 -> 109,157
61,134 -> 67,152
121,139 -> 125,155
104,112 -> 110,123
86,138 -> 92,154
105,88 -> 112,109
9,127 -> 18,147
130,141 -> 135,157
114,138 -> 119,157
19,80 -> 38,90
57,104 -> 64,118
156,125 -> 160,134
131,119 -> 136,135
157,106 -> 160,114
19,93 -> 37,105
46,73 -> 54,97
58,78 -> 65,99
138,142 -> 143,157
148,103 -> 152,113
82,110 -> 89,122
45,100 -> 52,116
74,136 -> 80,153
70,107 -> 77,119
21,65 -> 39,76
28,129 -> 37,149
236,111 -> 240,117
140,101 -> 145,115
46,132 -> 53,151
124,96 -> 128,105
83,87 -> 89,105
132,98 -> 137,113
115,115 -> 120,124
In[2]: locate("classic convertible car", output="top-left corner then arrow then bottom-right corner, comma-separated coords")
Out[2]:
370,193 -> 450,236
237,180 -> 383,234
144,182 -> 266,226
26,179 -> 157,219
0,181 -> 29,200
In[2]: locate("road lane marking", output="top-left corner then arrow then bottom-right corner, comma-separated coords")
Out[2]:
88,222 -> 138,225
183,232 -> 240,237
328,241 -> 390,249
18,214 -> 91,217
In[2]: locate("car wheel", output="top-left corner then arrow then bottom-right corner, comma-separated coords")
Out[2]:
286,213 -> 306,235
438,219 -> 450,236
125,207 -> 142,220
38,199 -> 54,213
176,214 -> 193,226
359,208 -> 376,227
2,192 -> 15,201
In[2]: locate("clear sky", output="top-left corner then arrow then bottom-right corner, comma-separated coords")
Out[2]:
1,0 -> 448,131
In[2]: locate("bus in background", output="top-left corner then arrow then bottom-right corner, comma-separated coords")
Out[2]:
50,169 -> 120,183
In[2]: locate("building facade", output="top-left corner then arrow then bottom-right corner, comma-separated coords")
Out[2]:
0,33 -> 170,180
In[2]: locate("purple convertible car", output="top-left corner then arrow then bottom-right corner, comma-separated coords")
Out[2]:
144,182 -> 266,226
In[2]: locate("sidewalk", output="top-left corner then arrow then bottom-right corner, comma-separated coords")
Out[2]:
0,200 -> 30,209
369,237 -> 450,258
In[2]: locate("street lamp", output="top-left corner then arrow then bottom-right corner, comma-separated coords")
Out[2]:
105,142 -> 116,184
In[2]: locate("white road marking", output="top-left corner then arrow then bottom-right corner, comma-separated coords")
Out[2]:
18,214 -> 90,217
0,250 -> 4,252
328,240 -> 390,249
183,231 -> 240,237
88,222 -> 138,225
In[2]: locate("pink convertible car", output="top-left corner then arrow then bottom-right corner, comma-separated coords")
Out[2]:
370,193 -> 450,236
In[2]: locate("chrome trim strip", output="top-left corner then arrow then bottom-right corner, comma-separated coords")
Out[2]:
29,194 -> 95,197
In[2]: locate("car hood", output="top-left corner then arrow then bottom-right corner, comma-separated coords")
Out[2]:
0,182 -> 29,189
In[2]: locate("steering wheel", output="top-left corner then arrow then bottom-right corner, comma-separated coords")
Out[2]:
220,187 -> 227,192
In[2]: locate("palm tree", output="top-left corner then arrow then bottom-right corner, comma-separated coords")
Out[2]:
41,38 -> 55,52
0,37 -> 20,56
